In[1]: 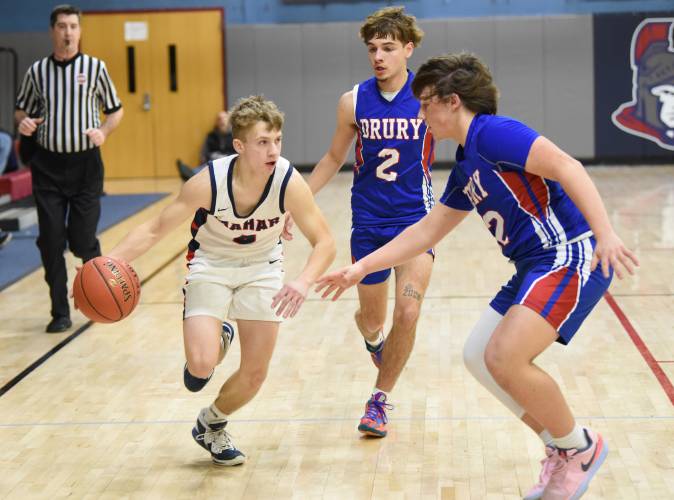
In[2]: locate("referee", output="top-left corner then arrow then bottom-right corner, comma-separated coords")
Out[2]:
15,4 -> 123,333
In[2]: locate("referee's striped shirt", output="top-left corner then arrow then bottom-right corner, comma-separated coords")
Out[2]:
15,53 -> 122,154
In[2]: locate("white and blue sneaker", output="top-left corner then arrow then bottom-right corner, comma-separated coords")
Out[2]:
192,407 -> 246,466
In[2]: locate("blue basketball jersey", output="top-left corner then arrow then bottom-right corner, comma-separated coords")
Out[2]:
352,71 -> 434,227
440,114 -> 592,261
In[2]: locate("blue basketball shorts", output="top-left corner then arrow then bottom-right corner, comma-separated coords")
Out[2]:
489,236 -> 612,344
350,224 -> 434,285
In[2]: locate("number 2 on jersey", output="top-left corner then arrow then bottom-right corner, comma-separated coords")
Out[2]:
376,148 -> 400,182
482,210 -> 510,246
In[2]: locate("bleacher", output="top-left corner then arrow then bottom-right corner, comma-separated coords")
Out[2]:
0,140 -> 36,231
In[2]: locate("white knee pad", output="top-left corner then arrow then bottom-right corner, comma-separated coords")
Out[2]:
463,306 -> 525,418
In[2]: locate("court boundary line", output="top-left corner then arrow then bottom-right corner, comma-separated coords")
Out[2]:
0,248 -> 185,398
2,414 -> 674,428
604,291 -> 674,405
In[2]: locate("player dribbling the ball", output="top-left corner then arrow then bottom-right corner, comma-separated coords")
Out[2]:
107,96 -> 335,465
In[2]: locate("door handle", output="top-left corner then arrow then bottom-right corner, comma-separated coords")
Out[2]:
126,46 -> 136,93
168,44 -> 178,92
143,93 -> 151,111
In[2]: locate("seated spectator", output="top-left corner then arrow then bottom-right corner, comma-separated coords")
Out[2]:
177,111 -> 235,181
0,128 -> 19,175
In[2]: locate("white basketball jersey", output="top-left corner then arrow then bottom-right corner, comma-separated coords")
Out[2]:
186,154 -> 293,269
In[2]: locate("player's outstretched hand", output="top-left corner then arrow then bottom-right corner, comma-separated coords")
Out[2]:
315,263 -> 365,301
591,231 -> 639,279
281,213 -> 294,241
271,279 -> 308,318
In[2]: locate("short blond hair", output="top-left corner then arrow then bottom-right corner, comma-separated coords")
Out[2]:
359,6 -> 424,47
229,95 -> 284,140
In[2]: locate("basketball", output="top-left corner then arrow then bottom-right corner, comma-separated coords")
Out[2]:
73,256 -> 141,323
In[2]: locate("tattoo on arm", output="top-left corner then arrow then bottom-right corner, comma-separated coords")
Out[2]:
402,284 -> 422,301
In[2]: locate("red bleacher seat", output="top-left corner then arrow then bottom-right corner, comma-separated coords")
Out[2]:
0,168 -> 32,201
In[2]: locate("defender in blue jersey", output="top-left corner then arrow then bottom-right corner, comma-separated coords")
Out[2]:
306,7 -> 434,437
317,53 -> 638,499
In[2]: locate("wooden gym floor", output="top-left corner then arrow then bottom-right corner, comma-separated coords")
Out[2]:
0,166 -> 672,499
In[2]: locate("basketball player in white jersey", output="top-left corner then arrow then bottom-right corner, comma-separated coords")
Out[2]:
107,96 -> 336,465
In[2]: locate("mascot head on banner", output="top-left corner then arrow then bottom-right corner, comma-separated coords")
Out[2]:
612,18 -> 674,151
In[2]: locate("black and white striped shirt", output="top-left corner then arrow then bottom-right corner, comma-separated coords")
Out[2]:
16,53 -> 122,154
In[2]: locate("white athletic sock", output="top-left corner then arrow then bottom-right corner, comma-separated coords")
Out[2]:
539,430 -> 554,447
372,388 -> 388,399
205,403 -> 229,424
553,424 -> 588,450
365,330 -> 384,348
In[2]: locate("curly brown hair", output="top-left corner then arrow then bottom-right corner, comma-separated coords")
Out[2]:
359,6 -> 424,47
412,52 -> 499,115
229,95 -> 284,140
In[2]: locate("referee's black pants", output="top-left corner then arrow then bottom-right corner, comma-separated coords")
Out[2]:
31,146 -> 103,320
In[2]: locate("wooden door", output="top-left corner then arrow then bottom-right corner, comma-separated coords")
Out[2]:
81,9 -> 225,178
81,13 -> 155,178
147,11 -> 225,177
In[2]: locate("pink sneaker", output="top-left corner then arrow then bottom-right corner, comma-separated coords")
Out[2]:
542,428 -> 608,500
522,445 -> 557,500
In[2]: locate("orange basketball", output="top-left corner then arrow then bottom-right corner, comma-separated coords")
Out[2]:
73,256 -> 141,323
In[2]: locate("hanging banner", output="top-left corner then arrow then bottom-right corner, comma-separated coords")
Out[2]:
594,13 -> 674,158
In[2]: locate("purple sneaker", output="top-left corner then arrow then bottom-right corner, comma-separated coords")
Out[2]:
358,391 -> 393,437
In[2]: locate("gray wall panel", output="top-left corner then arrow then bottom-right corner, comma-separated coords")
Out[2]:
543,16 -> 594,158
301,23 -> 352,165
441,18 -> 500,160
494,17 -> 545,132
0,32 -> 51,77
348,23 -> 373,86
226,26 -> 258,107
413,20 -> 453,163
254,25 -> 304,163
0,32 -> 51,132
412,20 -> 450,66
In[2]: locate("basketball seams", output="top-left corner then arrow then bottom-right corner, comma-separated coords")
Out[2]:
73,256 -> 140,323
122,263 -> 141,309
91,259 -> 125,321
75,261 -> 114,322
73,264 -> 88,315
82,262 -> 120,322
